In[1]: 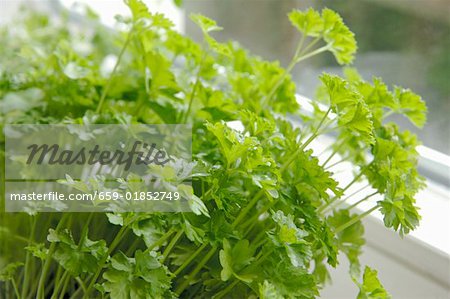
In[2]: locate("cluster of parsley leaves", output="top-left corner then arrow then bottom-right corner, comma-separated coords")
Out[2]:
0,2 -> 427,298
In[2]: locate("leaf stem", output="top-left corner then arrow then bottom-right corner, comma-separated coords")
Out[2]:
51,270 -> 70,299
161,229 -> 183,263
295,44 -> 331,63
21,215 -> 37,298
173,243 -> 208,276
324,157 -> 347,170
175,246 -> 217,295
183,51 -> 207,123
281,107 -> 331,172
36,214 -> 69,299
96,26 -> 134,113
214,280 -> 239,299
83,225 -> 129,298
335,205 -> 378,233
146,228 -> 176,252
321,184 -> 369,214
318,169 -> 365,213
58,272 -> 71,299
232,189 -> 264,228
344,191 -> 379,212
262,33 -> 315,108
298,36 -> 321,56
12,279 -> 21,299
321,137 -> 348,168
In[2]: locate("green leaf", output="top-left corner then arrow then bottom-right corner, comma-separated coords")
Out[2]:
219,239 -> 255,282
270,211 -> 312,268
357,266 -> 391,299
190,14 -> 223,33
47,229 -> 108,276
102,250 -> 172,299
25,243 -> 49,260
259,280 -> 284,299
328,209 -> 365,278
0,262 -> 23,281
125,0 -> 151,21
288,8 -> 357,64
322,8 -> 357,65
394,87 -> 427,128
320,73 -> 375,144
178,184 -> 210,217
288,8 -> 324,37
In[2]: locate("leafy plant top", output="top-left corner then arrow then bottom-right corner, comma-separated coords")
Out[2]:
0,1 -> 427,298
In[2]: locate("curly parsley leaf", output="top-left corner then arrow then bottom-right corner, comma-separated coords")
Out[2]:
357,266 -> 391,299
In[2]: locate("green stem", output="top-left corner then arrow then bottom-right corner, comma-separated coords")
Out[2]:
161,230 -> 183,263
262,33 -> 312,109
252,247 -> 274,268
281,107 -> 331,172
11,279 -> 21,299
335,205 -> 378,233
175,246 -> 217,295
36,214 -> 69,299
242,200 -> 276,235
146,228 -> 176,252
321,184 -> 369,214
298,36 -> 321,56
325,157 -> 347,170
232,189 -> 264,228
96,26 -> 134,113
173,243 -> 207,276
295,44 -> 331,63
75,277 -> 87,294
51,270 -> 69,299
78,213 -> 94,249
68,278 -> 85,299
21,215 -> 37,298
214,280 -> 239,299
183,51 -> 207,123
318,169 -> 365,213
83,225 -> 129,298
382,109 -> 395,119
125,237 -> 141,256
321,137 -> 348,168
344,191 -> 379,212
58,272 -> 71,299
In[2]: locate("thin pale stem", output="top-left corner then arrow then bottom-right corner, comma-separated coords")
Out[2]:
295,44 -> 331,63
318,170 -> 365,213
344,191 -> 379,212
298,36 -> 321,56
183,51 -> 207,123
96,27 -> 134,113
335,205 -> 378,233
281,107 -> 332,172
321,137 -> 348,168
321,184 -> 369,214
325,157 -> 347,170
